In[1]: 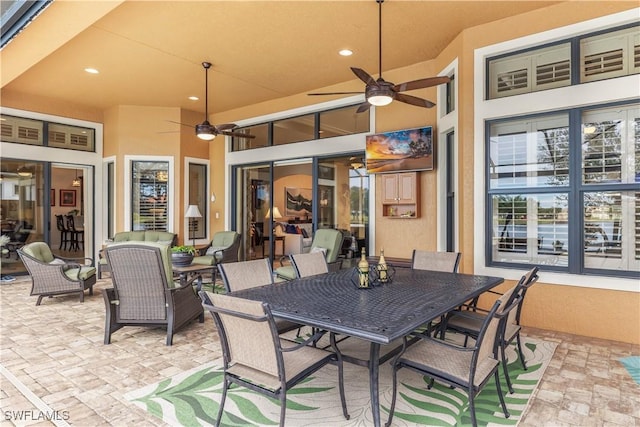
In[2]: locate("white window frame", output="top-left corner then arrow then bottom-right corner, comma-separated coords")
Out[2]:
123,155 -> 175,232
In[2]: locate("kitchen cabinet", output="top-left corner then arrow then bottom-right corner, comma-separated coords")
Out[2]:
381,172 -> 419,218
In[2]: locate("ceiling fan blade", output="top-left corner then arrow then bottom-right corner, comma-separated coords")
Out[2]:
356,102 -> 371,113
393,76 -> 451,92
395,93 -> 435,108
165,120 -> 194,128
308,91 -> 364,96
214,123 -> 237,131
351,67 -> 378,87
220,130 -> 256,139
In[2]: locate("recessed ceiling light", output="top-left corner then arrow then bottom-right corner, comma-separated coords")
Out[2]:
339,49 -> 353,57
84,68 -> 99,74
188,96 -> 199,101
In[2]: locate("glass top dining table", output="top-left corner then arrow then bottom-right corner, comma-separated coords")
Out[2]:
229,267 -> 504,427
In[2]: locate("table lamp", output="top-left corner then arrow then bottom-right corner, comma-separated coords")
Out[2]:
184,204 -> 202,247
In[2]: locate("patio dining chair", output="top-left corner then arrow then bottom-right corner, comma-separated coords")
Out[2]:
275,228 -> 343,280
102,242 -> 204,345
411,249 -> 461,272
290,251 -> 329,278
200,291 -> 350,427
386,290 -> 522,427
440,266 -> 540,393
411,250 -> 463,333
218,258 -> 300,334
18,241 -> 96,305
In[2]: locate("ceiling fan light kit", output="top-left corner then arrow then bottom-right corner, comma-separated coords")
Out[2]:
308,0 -> 449,112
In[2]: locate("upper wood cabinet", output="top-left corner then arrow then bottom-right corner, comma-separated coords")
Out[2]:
381,172 -> 420,218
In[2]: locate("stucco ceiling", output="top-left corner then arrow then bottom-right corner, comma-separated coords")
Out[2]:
1,0 -> 564,118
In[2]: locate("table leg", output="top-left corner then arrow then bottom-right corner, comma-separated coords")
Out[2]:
195,274 -> 203,292
369,342 -> 381,427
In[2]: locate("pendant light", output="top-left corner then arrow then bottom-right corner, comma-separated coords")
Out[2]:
72,169 -> 81,187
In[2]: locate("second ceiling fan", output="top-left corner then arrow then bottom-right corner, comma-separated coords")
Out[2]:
169,62 -> 254,140
309,0 -> 450,113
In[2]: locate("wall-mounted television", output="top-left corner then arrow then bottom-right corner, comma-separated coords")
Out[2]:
365,126 -> 434,174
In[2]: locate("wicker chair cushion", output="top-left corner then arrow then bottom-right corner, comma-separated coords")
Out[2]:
64,266 -> 97,281
311,229 -> 342,263
22,241 -> 55,263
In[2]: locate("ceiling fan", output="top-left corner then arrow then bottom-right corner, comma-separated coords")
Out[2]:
308,0 -> 450,113
168,62 -> 254,140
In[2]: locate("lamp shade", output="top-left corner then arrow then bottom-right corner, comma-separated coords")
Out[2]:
265,206 -> 282,219
184,204 -> 202,218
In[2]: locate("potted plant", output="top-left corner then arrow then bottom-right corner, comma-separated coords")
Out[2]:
171,245 -> 197,267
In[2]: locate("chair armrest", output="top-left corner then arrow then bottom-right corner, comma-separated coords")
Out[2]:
57,255 -> 93,265
280,330 -> 326,352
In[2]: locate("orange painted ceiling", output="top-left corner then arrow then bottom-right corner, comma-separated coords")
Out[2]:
1,0 -> 564,117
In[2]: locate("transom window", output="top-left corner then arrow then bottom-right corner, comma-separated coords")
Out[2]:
487,24 -> 639,99
231,104 -> 370,151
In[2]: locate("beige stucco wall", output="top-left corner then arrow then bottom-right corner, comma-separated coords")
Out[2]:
1,1 -> 638,344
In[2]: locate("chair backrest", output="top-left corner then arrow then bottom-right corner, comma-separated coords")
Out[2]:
104,243 -> 173,320
55,215 -> 66,232
65,215 -> 77,231
20,241 -> 55,263
291,251 -> 329,278
473,290 -> 522,384
310,229 -> 343,263
411,250 -> 461,272
204,292 -> 281,379
511,266 -> 539,326
219,258 -> 273,292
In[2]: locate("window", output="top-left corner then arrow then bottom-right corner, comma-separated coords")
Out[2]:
487,24 -> 639,99
231,104 -> 370,151
489,43 -> 571,98
273,114 -> 315,145
131,161 -> 169,231
0,114 -> 95,151
106,161 -> 115,238
319,105 -> 370,138
187,162 -> 207,241
487,103 -> 639,277
445,75 -> 456,114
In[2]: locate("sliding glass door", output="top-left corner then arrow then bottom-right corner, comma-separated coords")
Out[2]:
232,153 -> 369,264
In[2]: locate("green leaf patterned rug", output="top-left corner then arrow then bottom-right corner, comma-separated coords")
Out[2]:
125,336 -> 556,426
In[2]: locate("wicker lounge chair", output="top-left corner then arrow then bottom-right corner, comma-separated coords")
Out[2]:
191,231 -> 241,282
18,242 -> 96,305
102,242 -> 204,345
200,291 -> 350,427
386,290 -> 522,427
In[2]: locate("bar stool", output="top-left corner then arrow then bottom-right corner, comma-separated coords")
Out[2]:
66,215 -> 84,251
55,215 -> 70,250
